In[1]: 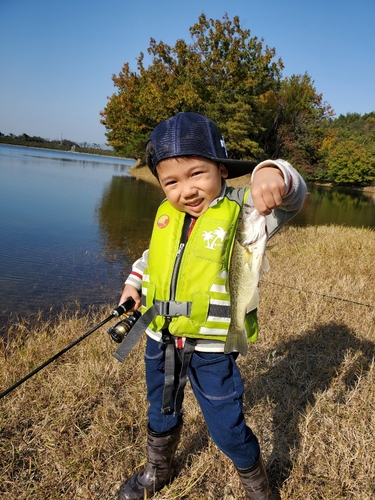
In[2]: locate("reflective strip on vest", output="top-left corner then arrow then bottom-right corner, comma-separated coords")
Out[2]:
141,188 -> 259,342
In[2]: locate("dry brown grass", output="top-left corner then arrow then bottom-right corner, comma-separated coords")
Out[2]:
1,225 -> 375,499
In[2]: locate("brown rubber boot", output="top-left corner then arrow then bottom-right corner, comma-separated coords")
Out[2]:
117,424 -> 182,500
236,455 -> 274,500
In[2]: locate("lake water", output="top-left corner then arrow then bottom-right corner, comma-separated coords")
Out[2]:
0,145 -> 164,329
0,144 -> 374,329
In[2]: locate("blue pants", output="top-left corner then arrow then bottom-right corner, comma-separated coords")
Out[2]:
144,335 -> 260,469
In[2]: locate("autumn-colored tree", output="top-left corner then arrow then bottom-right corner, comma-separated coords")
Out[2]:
324,139 -> 375,185
272,74 -> 334,179
100,13 -> 284,161
101,13 -> 375,187
321,112 -> 375,185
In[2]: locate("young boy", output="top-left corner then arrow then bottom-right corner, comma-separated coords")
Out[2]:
117,112 -> 306,499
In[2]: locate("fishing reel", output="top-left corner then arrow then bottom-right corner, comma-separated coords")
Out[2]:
107,310 -> 141,343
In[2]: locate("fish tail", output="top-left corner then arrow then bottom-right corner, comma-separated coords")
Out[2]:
224,328 -> 248,356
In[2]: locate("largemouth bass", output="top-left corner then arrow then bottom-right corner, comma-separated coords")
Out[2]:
224,204 -> 269,356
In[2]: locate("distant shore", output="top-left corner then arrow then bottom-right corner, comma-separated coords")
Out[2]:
0,141 -> 132,161
129,162 -> 253,189
129,162 -> 375,193
3,142 -> 374,193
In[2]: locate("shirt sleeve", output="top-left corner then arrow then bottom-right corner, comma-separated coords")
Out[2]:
250,159 -> 307,239
124,249 -> 149,291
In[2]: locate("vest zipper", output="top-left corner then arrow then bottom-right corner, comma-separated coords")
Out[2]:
170,242 -> 185,300
169,214 -> 192,303
163,242 -> 185,328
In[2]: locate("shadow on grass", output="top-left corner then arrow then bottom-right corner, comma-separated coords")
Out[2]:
241,321 -> 375,498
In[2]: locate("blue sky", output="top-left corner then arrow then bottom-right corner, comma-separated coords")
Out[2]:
1,0 -> 374,145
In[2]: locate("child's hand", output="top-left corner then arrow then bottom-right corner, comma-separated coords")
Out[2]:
251,165 -> 286,215
118,284 -> 142,311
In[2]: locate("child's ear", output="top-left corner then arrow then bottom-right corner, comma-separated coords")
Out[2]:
219,163 -> 228,179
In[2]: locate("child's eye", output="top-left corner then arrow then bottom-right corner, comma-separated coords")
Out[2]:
165,180 -> 176,187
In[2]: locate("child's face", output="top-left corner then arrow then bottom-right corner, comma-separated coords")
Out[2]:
156,156 -> 228,217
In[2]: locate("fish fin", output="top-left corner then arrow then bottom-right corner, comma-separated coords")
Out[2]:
243,251 -> 252,264
246,289 -> 259,313
262,254 -> 270,272
224,327 -> 248,356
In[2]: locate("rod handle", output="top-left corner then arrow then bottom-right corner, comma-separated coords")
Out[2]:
111,297 -> 136,317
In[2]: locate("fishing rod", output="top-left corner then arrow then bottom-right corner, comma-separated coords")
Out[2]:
0,297 -> 135,401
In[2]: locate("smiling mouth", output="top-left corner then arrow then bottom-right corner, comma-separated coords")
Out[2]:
186,199 -> 203,207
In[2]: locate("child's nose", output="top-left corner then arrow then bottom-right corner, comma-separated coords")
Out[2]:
181,181 -> 197,198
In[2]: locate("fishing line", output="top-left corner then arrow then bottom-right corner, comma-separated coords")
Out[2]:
0,298 -> 135,401
260,279 -> 373,309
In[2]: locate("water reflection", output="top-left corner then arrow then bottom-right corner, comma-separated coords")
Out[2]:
0,144 -> 374,330
293,184 -> 375,228
0,145 -> 145,328
95,175 -> 164,273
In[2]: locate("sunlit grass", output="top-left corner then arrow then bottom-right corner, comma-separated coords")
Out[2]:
1,225 -> 374,499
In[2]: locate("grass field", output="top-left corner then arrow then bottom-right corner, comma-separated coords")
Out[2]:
1,225 -> 374,499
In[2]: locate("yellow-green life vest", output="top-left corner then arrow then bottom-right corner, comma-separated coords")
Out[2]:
142,188 -> 258,343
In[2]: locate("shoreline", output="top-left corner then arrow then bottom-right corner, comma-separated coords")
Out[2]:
1,225 -> 374,500
129,163 -> 253,188
4,143 -> 374,193
0,142 -> 135,162
129,163 -> 375,193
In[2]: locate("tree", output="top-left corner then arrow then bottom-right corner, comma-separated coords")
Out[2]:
100,13 -> 284,161
324,138 -> 375,185
272,74 -> 334,179
102,14 -> 357,183
319,112 -> 375,185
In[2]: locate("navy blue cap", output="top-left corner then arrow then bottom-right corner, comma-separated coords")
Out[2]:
148,112 -> 257,179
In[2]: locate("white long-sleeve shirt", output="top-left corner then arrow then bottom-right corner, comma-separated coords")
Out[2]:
125,160 -> 307,351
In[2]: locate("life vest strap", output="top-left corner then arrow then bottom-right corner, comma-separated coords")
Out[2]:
160,331 -> 197,416
161,330 -> 176,414
173,337 -> 197,416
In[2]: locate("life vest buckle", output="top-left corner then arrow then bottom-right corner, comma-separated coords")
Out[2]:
156,300 -> 191,317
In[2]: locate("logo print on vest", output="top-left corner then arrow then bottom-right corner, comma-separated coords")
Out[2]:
157,214 -> 170,229
202,227 -> 227,250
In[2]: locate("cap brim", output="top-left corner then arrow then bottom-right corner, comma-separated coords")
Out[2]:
216,158 -> 258,179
